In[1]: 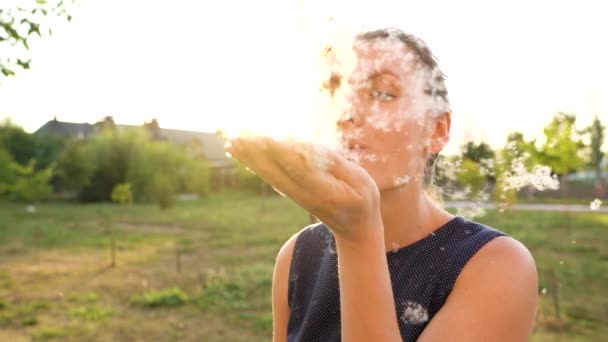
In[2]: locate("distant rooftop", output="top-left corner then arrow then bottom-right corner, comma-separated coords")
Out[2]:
35,118 -> 233,168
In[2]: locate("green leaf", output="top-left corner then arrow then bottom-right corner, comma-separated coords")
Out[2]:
28,23 -> 41,37
1,68 -> 16,77
16,59 -> 30,70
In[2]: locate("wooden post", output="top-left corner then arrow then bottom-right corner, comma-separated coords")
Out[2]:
175,242 -> 182,274
548,269 -> 561,324
110,224 -> 116,268
35,222 -> 41,266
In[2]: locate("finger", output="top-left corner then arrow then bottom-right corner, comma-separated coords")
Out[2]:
325,152 -> 376,193
267,138 -> 368,190
263,138 -> 369,204
228,137 -> 317,203
263,138 -> 333,187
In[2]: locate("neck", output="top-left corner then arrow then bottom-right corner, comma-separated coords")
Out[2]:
379,181 -> 453,252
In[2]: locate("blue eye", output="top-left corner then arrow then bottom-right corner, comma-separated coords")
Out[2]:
371,90 -> 396,101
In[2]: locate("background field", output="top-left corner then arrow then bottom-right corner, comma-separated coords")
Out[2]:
1,192 -> 606,341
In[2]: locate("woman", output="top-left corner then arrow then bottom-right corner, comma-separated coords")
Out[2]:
226,28 -> 538,341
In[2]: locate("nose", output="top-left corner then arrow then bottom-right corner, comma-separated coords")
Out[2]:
336,97 -> 364,129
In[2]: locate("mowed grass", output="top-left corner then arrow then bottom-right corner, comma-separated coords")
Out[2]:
0,192 -> 606,341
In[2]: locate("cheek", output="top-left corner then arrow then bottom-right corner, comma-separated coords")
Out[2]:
366,98 -> 431,136
384,130 -> 431,171
357,96 -> 408,132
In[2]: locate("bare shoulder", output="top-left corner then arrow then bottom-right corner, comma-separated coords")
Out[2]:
276,223 -> 323,263
471,235 -> 536,267
271,227 -> 309,342
419,236 -> 539,341
276,228 -> 306,264
464,236 -> 538,285
455,236 -> 539,314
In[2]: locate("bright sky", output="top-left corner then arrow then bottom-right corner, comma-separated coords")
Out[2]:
1,0 -> 607,154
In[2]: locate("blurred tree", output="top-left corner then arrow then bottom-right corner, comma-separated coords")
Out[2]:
456,158 -> 486,194
128,139 -> 178,207
128,136 -> 210,208
150,173 -> 174,209
0,119 -> 38,165
0,147 -> 16,197
505,132 -> 538,163
537,113 -> 585,197
459,140 -> 496,185
460,141 -> 495,163
493,132 -> 539,204
8,159 -> 54,203
55,139 -> 94,195
93,116 -> 117,133
582,115 -> 605,183
176,152 -> 211,196
0,119 -> 65,171
142,118 -> 163,141
79,130 -> 136,201
0,0 -> 74,80
33,133 -> 66,170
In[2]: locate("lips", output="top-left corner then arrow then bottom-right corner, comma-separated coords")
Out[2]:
341,137 -> 367,151
349,143 -> 366,151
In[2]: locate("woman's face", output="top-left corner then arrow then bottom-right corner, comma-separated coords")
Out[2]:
331,39 -> 449,191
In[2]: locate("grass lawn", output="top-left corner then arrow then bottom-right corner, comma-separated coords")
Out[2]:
517,197 -> 601,206
0,192 -> 606,341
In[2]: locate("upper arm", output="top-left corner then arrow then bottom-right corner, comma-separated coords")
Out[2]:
419,236 -> 538,342
272,232 -> 299,342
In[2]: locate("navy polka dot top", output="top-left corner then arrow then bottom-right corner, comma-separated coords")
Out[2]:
286,216 -> 507,341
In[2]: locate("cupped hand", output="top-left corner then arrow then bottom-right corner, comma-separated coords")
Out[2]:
225,136 -> 381,241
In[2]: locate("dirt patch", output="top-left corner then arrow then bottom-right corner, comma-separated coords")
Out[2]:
0,328 -> 29,342
118,223 -> 189,235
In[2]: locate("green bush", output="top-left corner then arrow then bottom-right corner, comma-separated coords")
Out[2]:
67,292 -> 99,303
69,306 -> 112,321
111,183 -> 133,204
0,301 -> 49,328
21,316 -> 38,326
32,327 -> 71,340
197,264 -> 272,311
130,287 -> 189,307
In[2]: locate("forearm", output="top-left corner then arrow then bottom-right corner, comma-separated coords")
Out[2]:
334,220 -> 402,342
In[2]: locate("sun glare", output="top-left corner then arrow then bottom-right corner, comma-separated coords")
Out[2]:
218,3 -> 355,149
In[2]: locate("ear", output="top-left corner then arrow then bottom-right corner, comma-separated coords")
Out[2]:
429,112 -> 451,154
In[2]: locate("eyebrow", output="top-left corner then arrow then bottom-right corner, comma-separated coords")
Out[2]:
366,70 -> 400,82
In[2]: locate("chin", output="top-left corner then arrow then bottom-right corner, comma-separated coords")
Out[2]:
366,166 -> 417,192
365,170 -> 395,191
